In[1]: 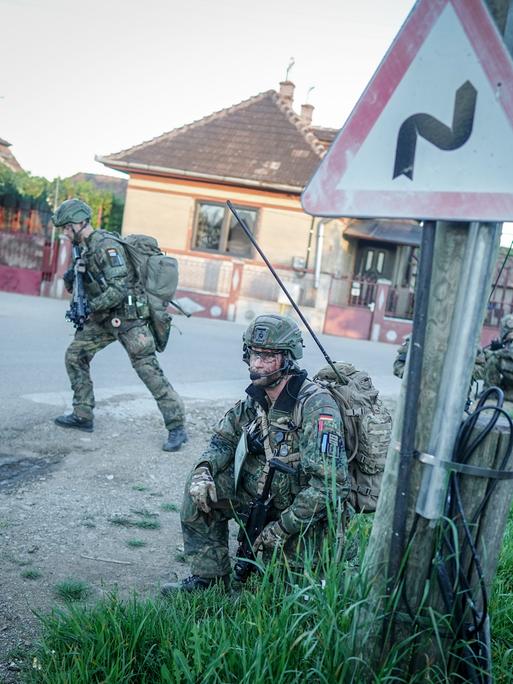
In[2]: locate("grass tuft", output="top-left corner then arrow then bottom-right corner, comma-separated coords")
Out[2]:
108,515 -> 133,527
53,579 -> 90,602
160,502 -> 179,512
126,539 -> 147,549
109,511 -> 160,530
21,568 -> 42,580
134,518 -> 160,530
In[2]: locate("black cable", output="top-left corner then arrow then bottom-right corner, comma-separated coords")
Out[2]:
436,388 -> 513,682
389,387 -> 513,683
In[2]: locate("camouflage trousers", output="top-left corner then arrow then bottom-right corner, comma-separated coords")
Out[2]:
65,318 -> 185,430
180,465 -> 329,579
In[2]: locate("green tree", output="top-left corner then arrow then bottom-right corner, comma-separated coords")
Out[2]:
51,177 -> 123,233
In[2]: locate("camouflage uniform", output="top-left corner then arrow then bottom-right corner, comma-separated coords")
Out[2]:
181,369 -> 349,578
392,335 -> 410,379
393,334 -> 486,385
65,229 -> 184,429
483,314 -> 513,400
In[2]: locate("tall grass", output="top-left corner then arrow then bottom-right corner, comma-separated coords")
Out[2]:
24,513 -> 513,683
489,507 -> 513,682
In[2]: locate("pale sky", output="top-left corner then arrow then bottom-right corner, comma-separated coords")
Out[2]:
1,0 -> 512,243
1,0 -> 415,179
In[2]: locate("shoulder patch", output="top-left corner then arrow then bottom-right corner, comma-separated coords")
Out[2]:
106,247 -> 123,267
318,414 -> 334,432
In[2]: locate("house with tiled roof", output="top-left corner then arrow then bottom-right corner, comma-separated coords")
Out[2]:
98,81 -> 422,341
0,137 -> 22,173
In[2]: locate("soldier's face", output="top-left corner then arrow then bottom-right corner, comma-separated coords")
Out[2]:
249,347 -> 284,386
61,222 -> 84,243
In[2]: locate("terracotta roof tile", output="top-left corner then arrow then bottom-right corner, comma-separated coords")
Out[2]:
99,91 -> 331,191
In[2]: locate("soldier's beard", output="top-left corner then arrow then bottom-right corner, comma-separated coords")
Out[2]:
249,365 -> 286,387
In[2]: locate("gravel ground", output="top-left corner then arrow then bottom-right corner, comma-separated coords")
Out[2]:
0,398 -> 232,683
0,391 -> 398,683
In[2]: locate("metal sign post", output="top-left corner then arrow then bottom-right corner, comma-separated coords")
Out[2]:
301,0 -> 513,679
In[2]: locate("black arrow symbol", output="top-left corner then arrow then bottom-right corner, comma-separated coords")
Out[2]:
393,80 -> 477,180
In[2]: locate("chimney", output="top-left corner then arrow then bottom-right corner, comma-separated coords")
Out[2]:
300,103 -> 314,126
279,80 -> 295,107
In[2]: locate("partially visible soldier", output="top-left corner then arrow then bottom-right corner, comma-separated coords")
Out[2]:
393,333 -> 486,387
392,334 -> 410,379
52,198 -> 187,452
483,313 -> 513,400
162,314 -> 349,594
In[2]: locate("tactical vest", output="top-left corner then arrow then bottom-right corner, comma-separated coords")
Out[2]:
234,379 -> 329,510
105,233 -> 179,351
83,231 -> 149,321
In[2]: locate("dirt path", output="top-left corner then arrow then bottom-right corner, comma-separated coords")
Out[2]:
0,399 -> 231,683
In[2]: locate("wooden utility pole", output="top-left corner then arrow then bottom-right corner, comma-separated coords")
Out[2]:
361,1 -> 513,678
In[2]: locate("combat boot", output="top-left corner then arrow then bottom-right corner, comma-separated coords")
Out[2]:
161,574 -> 230,596
162,426 -> 188,452
54,413 -> 93,432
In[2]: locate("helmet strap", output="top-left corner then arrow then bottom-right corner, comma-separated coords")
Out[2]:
70,221 -> 88,244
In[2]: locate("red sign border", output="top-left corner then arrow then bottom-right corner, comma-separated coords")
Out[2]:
302,0 -> 513,221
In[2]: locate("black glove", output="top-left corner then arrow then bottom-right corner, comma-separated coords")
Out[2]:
490,339 -> 503,351
63,267 -> 74,293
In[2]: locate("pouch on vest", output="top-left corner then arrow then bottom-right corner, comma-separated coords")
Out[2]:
234,429 -> 249,494
147,293 -> 173,353
104,233 -> 179,352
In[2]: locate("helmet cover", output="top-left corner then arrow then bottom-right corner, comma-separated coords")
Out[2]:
52,198 -> 92,227
243,314 -> 303,361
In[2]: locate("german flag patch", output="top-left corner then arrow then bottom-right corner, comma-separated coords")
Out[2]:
106,248 -> 123,267
318,414 -> 334,432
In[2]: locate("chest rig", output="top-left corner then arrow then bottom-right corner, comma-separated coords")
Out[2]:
254,405 -> 301,495
234,372 -> 309,496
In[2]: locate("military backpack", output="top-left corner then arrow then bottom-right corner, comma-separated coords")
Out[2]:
110,233 -> 179,352
304,362 -> 392,513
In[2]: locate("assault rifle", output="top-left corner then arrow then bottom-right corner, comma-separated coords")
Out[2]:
65,243 -> 90,331
233,458 -> 295,583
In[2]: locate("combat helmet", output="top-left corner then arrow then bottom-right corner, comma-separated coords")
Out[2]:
242,314 -> 304,364
500,314 -> 513,343
52,198 -> 92,227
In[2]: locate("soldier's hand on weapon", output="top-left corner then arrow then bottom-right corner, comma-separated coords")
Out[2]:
63,267 -> 74,293
189,466 -> 217,513
253,519 -> 289,551
75,258 -> 86,273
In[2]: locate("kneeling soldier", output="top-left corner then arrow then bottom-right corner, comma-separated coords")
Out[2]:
162,314 -> 349,593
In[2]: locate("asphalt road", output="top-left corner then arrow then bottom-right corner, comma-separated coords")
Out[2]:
0,291 -> 401,430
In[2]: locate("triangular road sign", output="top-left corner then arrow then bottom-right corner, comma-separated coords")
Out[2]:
302,0 -> 513,222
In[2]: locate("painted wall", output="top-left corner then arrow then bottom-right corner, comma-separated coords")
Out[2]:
0,265 -> 42,295
121,174 -> 313,260
123,180 -> 192,250
257,206 -> 311,266
323,220 -> 353,278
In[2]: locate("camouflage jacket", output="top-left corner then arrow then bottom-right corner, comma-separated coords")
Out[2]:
483,343 -> 513,399
393,335 -> 486,383
81,230 -> 136,314
199,370 -> 349,536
